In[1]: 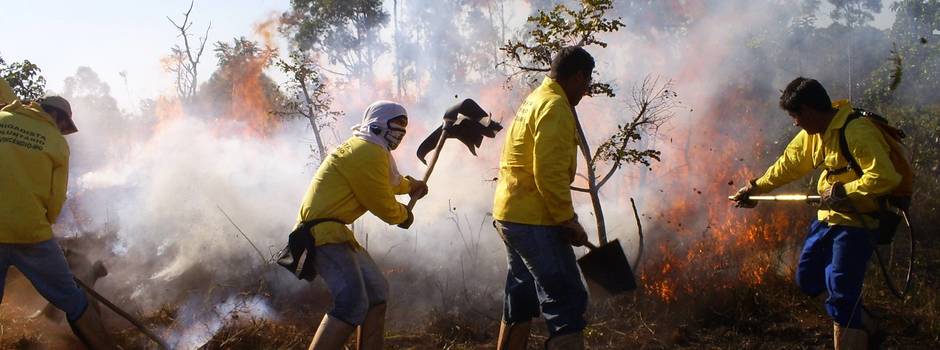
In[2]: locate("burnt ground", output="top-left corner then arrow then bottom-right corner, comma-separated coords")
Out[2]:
1,238 -> 938,350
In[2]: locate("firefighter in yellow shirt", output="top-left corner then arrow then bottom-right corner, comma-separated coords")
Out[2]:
492,47 -> 593,350
0,88 -> 116,349
302,100 -> 427,350
732,78 -> 901,349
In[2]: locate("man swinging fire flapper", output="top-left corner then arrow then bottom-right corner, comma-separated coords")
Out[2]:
297,100 -> 428,350
731,77 -> 902,349
492,46 -> 594,350
0,78 -> 117,349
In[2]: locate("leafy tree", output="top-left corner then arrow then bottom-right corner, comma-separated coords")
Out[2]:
281,0 -> 388,80
501,0 -> 624,97
829,0 -> 882,27
0,55 -> 46,101
860,0 -> 940,228
500,0 -> 678,251
276,51 -> 342,162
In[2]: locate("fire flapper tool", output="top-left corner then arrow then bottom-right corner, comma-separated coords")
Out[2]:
408,99 -> 502,210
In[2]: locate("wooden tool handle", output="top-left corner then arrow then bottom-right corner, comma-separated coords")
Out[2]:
406,128 -> 448,210
74,278 -> 171,350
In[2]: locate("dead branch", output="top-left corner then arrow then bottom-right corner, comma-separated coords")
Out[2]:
630,197 -> 643,268
167,0 -> 210,102
216,205 -> 266,265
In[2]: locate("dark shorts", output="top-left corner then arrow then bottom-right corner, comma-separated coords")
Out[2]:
496,220 -> 588,335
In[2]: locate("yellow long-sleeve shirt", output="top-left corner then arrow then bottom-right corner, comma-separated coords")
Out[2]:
0,100 -> 70,243
492,77 -> 578,225
753,100 -> 901,228
297,137 -> 412,248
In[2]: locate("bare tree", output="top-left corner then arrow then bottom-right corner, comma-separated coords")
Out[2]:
166,1 -> 211,104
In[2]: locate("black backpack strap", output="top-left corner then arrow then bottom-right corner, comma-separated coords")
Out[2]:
837,110 -> 864,177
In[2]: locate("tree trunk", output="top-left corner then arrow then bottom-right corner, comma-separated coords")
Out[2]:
572,109 -> 608,244
299,77 -> 326,161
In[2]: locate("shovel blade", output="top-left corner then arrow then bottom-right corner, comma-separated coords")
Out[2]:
577,239 -> 637,294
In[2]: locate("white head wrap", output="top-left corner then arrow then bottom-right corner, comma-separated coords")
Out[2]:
351,100 -> 408,186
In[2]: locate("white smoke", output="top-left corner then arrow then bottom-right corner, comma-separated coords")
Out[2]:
43,0 -> 902,346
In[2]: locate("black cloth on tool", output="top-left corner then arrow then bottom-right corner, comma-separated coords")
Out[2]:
416,99 -> 503,164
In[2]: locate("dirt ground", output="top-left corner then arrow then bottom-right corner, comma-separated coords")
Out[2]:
2,237 -> 937,350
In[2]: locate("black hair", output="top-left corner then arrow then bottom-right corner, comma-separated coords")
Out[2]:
549,46 -> 595,80
779,77 -> 833,113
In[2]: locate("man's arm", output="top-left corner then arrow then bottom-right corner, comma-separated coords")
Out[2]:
341,147 -> 410,225
842,120 -> 902,200
532,102 -> 577,224
393,175 -> 411,195
46,148 -> 69,224
753,131 -> 816,194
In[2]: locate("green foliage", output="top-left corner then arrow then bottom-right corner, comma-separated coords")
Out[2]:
500,0 -> 624,97
276,52 -> 336,122
828,0 -> 883,27
275,50 -> 343,159
593,79 -> 678,171
281,0 -> 388,79
863,0 -> 940,107
0,55 -> 46,101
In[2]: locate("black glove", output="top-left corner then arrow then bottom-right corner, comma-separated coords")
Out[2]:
397,209 -> 415,229
731,179 -> 759,208
820,182 -> 852,211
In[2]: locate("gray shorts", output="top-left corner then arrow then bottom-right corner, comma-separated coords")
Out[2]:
0,239 -> 88,321
315,243 -> 388,325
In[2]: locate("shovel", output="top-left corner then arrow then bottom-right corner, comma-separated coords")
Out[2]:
578,239 -> 637,294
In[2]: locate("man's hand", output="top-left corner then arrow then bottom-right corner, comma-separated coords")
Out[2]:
397,209 -> 415,229
407,176 -> 429,201
820,182 -> 852,212
560,217 -> 589,247
730,179 -> 759,208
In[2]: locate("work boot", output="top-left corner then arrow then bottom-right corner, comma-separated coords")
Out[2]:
68,305 -> 117,350
496,320 -> 531,350
545,331 -> 584,350
356,303 -> 386,350
834,322 -> 869,350
309,315 -> 356,350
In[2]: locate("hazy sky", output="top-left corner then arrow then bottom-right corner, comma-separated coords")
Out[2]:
3,1 -> 896,111
3,1 -> 289,110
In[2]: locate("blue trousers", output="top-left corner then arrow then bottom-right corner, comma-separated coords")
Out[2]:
497,220 -> 588,336
796,220 -> 873,329
0,239 -> 89,321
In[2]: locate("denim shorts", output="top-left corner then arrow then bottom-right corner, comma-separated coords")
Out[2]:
496,220 -> 588,335
315,243 -> 388,325
0,239 -> 89,321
